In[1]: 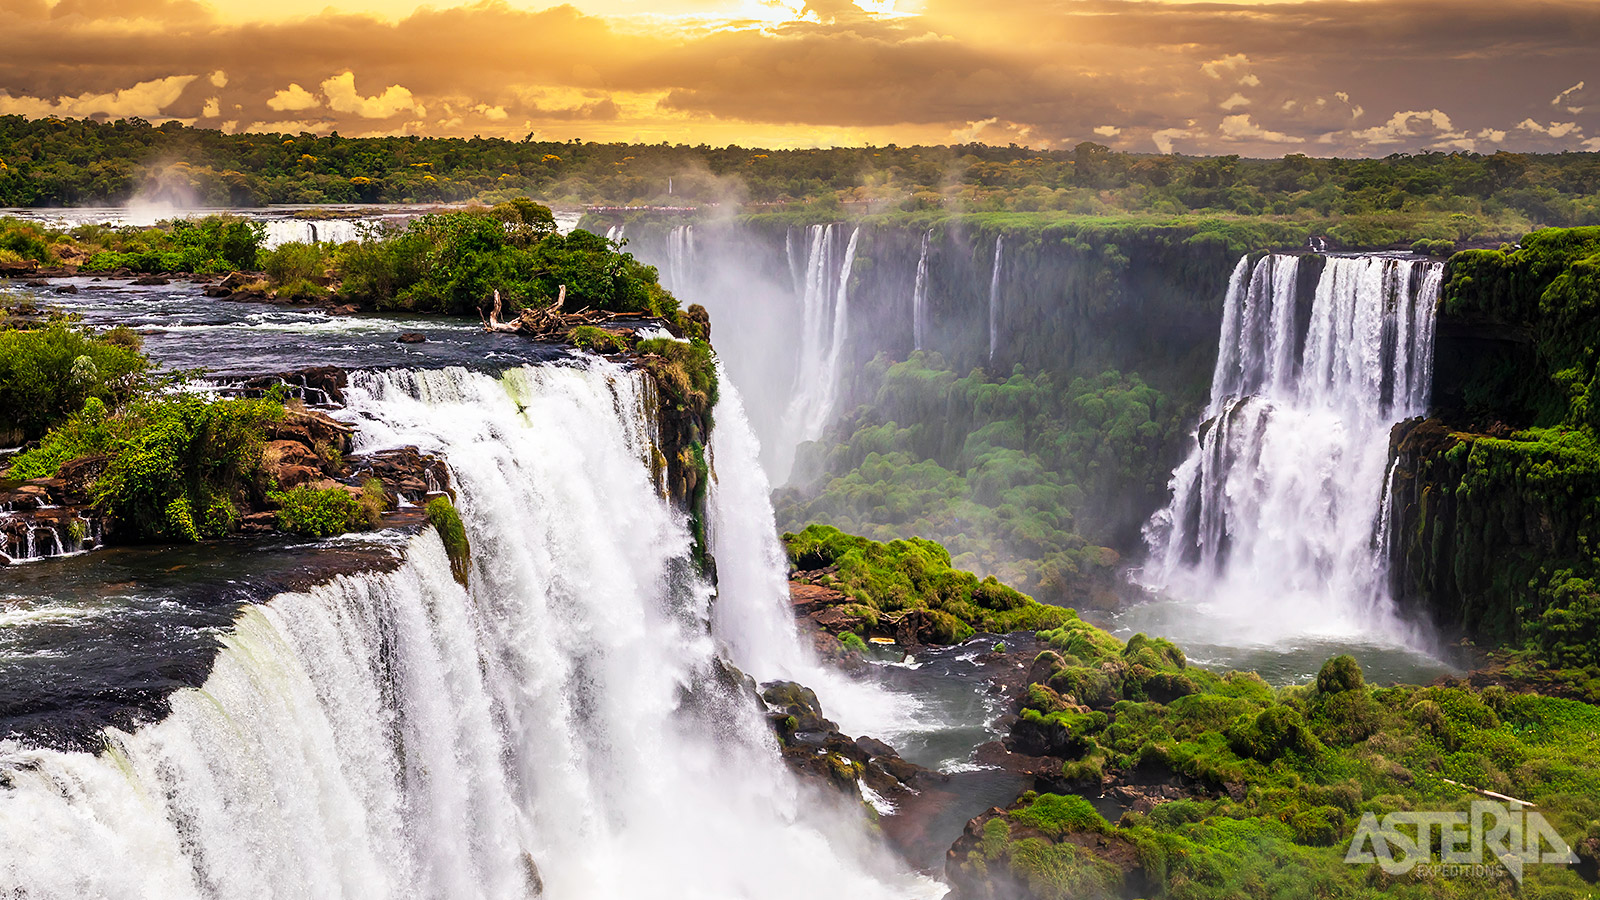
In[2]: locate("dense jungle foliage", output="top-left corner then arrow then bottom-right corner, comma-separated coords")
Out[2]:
267,201 -> 681,318
0,315 -> 147,441
2,117 -> 1598,238
961,635 -> 1600,899
775,353 -> 1184,607
1391,228 -> 1600,674
9,389 -> 285,541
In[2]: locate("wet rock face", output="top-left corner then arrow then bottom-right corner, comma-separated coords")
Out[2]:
757,679 -> 940,855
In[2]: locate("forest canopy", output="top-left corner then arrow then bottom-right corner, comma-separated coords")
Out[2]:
1,118 -> 1598,236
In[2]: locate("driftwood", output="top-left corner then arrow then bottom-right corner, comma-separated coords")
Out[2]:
480,284 -> 674,343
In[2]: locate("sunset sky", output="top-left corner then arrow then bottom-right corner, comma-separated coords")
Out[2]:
2,0 -> 1596,155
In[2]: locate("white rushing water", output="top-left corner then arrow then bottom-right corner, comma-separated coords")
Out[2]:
987,235 -> 1003,363
1141,254 -> 1443,644
780,225 -> 859,476
911,231 -> 930,352
0,361 -> 938,899
707,371 -> 928,744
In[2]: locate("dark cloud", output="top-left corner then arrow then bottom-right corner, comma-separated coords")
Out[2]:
0,0 -> 1593,153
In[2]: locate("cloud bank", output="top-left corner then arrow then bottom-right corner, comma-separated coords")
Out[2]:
0,0 -> 1593,155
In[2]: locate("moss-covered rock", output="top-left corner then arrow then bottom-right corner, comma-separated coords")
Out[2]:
783,524 -> 1074,643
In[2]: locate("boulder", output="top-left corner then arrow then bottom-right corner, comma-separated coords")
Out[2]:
202,285 -> 232,298
132,276 -> 169,286
396,332 -> 427,344
218,271 -> 250,290
52,284 -> 78,294
261,440 -> 324,488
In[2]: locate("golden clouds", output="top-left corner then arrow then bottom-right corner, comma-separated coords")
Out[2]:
0,0 -> 1593,153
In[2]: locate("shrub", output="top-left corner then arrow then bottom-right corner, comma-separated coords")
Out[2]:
1008,793 -> 1108,837
0,322 -> 149,440
77,394 -> 284,541
839,632 -> 868,653
1315,655 -> 1364,695
264,241 -> 328,286
269,485 -> 367,538
1226,705 -> 1320,761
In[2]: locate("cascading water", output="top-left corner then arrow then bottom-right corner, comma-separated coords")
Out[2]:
779,225 -> 860,477
665,224 -> 696,292
912,231 -> 930,352
259,218 -> 369,248
706,370 -> 926,743
0,361 -> 938,899
987,235 -> 1003,362
1141,253 -> 1443,643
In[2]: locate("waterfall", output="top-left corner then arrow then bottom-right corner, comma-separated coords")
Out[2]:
911,231 -> 930,352
707,370 -> 929,743
260,218 -> 368,249
777,224 -> 859,480
665,225 -> 696,292
987,235 -> 1003,362
0,362 -> 937,900
1142,254 -> 1442,641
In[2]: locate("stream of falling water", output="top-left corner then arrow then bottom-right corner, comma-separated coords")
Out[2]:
0,361 -> 941,899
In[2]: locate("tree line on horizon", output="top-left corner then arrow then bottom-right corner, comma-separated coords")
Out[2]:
1,116 -> 1598,230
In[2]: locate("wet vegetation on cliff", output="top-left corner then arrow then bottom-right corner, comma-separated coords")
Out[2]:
1392,227 -> 1600,676
776,353 -> 1183,607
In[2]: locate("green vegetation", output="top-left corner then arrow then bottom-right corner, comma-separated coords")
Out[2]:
81,217 -> 265,274
427,495 -> 471,587
782,524 -> 1074,641
777,353 -> 1183,606
1396,227 -> 1600,671
0,215 -> 265,273
2,119 -> 1598,242
567,325 -> 626,353
269,482 -> 383,538
0,319 -> 147,441
637,337 -> 718,418
958,632 -> 1600,899
255,202 -> 685,322
12,392 -> 284,540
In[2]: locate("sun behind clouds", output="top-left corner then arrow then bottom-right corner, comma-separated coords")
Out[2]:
3,0 -> 1595,153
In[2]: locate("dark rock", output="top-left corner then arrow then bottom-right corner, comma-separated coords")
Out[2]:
202,285 -> 233,298
218,271 -> 251,290
23,279 -> 48,287
396,332 -> 427,344
51,284 -> 78,294
761,681 -> 838,735
855,735 -> 898,759
131,276 -> 169,286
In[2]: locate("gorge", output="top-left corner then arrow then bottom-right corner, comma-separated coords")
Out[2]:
1,196 -> 1598,899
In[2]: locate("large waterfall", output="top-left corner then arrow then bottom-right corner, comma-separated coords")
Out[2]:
781,224 -> 860,468
1142,254 -> 1443,641
0,362 -> 936,899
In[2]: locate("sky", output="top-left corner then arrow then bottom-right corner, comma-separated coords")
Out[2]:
2,0 -> 1597,155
